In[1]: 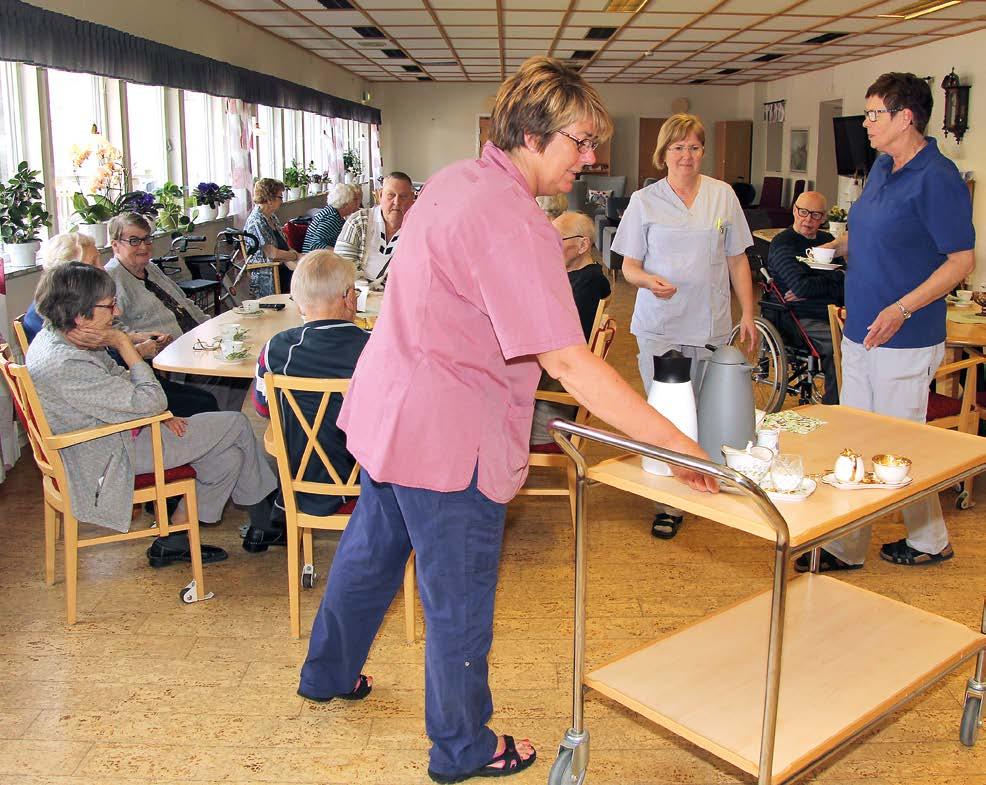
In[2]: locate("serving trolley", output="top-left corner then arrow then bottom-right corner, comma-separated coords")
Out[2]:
547,405 -> 986,785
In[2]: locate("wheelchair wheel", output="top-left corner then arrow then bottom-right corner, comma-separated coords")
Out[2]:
728,317 -> 787,413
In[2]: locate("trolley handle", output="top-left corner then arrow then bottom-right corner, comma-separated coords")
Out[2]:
547,418 -> 791,544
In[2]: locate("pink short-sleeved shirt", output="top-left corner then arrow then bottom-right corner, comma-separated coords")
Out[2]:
337,142 -> 585,503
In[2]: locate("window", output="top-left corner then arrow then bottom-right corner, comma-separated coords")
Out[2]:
127,83 -> 168,192
47,68 -> 121,231
254,104 -> 282,179
283,108 -> 303,175
183,89 -> 229,187
0,62 -> 25,181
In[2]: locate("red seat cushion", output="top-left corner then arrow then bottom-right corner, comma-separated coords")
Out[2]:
530,442 -> 562,454
282,221 -> 309,252
926,391 -> 962,422
133,464 -> 197,489
337,498 -> 357,515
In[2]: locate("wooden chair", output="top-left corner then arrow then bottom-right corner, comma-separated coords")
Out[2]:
517,305 -> 618,526
0,346 -> 210,624
12,314 -> 30,359
828,306 -> 984,506
264,375 -> 417,640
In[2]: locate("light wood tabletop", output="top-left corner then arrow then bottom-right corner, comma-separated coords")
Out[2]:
152,293 -> 381,379
946,303 -> 986,348
588,403 -> 986,548
752,227 -> 784,243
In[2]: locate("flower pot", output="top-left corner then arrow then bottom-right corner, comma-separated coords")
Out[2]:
285,187 -> 302,201
217,202 -> 229,219
344,173 -> 353,185
827,220 -> 846,238
307,183 -> 321,196
77,222 -> 108,247
196,204 -> 219,222
4,241 -> 39,267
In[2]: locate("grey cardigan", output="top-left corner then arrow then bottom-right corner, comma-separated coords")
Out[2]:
26,328 -> 168,532
105,257 -> 208,339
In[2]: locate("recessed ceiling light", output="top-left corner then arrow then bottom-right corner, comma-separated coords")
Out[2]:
717,68 -> 741,74
801,32 -> 850,44
317,0 -> 354,8
571,50 -> 595,59
402,65 -> 422,73
585,27 -> 618,40
605,0 -> 646,11
877,0 -> 961,19
752,53 -> 785,62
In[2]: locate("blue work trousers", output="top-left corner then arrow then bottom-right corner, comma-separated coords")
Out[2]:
299,467 -> 504,777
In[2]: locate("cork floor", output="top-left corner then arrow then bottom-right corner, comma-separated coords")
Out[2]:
1,277 -> 985,785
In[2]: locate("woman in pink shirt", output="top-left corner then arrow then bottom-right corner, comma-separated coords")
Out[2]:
297,57 -> 717,784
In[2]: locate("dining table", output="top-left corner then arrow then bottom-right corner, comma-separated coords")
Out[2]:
547,404 -> 986,785
152,292 -> 381,379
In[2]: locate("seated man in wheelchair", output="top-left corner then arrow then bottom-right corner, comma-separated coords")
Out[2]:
765,190 -> 845,404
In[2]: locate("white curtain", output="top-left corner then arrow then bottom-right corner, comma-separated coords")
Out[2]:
327,118 -> 345,186
0,262 -> 22,483
370,124 -> 383,185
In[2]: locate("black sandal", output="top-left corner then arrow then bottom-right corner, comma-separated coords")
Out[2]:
651,512 -> 683,540
297,673 -> 372,703
794,549 -> 863,573
880,538 -> 954,566
428,735 -> 537,783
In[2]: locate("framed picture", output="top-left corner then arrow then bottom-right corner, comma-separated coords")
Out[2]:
789,128 -> 809,173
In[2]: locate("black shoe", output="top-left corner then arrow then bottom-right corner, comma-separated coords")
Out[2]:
242,526 -> 287,553
651,512 -> 683,539
146,539 -> 228,568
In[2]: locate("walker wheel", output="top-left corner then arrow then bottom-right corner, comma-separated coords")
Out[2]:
179,587 -> 195,604
302,572 -> 316,589
548,747 -> 585,785
961,695 -> 982,747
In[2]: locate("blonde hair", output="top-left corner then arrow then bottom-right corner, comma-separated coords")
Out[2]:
254,178 -> 285,204
536,194 -> 568,219
290,249 -> 355,309
41,232 -> 97,268
490,56 -> 613,153
554,211 -> 596,247
652,113 -> 706,170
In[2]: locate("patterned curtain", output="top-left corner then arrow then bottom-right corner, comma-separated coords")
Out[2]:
370,124 -> 383,186
226,98 -> 254,214
326,117 -> 345,185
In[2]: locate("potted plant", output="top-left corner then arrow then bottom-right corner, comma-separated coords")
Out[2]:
192,182 -> 222,222
342,149 -> 363,184
116,190 -> 160,220
826,205 -> 848,238
0,162 -> 51,267
307,161 -> 322,195
71,193 -> 116,246
216,185 -> 235,219
283,161 -> 304,201
153,182 -> 194,234
71,136 -> 125,246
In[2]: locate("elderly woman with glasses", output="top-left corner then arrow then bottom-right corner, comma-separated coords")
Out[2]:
297,57 -> 716,784
104,212 -> 245,413
243,177 -> 301,297
26,263 -> 278,567
611,112 -> 754,540
796,72 -> 975,574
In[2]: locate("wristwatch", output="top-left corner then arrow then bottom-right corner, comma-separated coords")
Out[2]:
895,300 -> 911,320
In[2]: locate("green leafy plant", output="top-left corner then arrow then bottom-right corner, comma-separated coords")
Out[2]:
192,182 -> 221,208
217,185 -> 235,204
153,182 -> 194,234
0,162 -> 51,244
71,192 -> 115,224
283,160 -> 304,189
827,206 -> 847,223
342,148 -> 363,181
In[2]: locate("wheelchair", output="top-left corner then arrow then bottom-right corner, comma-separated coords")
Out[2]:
725,257 -> 829,413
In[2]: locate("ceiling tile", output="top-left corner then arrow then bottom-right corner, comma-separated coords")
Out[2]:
793,0 -> 870,13
503,0 -> 570,6
760,15 -> 835,31
388,26 -> 449,37
272,26 -> 332,39
635,13 -> 701,26
369,11 -> 434,26
876,17 -> 963,34
443,26 -> 498,37
618,27 -> 677,40
430,0 -> 496,7
356,0 -> 427,7
213,0 -> 282,10
502,10 -> 567,25
718,0 -> 792,11
941,21 -> 986,35
693,14 -> 766,28
236,10 -> 307,26
435,10 -> 499,25
566,11 -> 633,25
298,10 -> 371,26
727,29 -> 791,43
505,26 -> 559,38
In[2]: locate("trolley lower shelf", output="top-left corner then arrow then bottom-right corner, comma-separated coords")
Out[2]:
585,574 -> 986,785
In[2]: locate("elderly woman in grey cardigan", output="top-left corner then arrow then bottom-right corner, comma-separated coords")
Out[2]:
26,263 -> 278,568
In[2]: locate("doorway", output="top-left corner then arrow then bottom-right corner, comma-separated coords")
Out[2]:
815,100 -> 842,206
638,118 -> 666,189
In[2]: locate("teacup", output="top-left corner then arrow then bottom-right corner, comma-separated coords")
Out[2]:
240,299 -> 260,313
756,428 -> 780,452
722,443 -> 774,484
355,283 -> 370,312
872,454 -> 911,485
219,323 -> 241,338
220,339 -> 245,359
956,289 -> 973,302
807,246 -> 836,263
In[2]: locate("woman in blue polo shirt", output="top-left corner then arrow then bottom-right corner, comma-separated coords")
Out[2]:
797,72 -> 975,573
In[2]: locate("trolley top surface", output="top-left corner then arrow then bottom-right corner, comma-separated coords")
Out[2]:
587,405 -> 986,548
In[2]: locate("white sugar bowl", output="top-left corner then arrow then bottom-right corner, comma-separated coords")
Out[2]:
834,448 -> 865,483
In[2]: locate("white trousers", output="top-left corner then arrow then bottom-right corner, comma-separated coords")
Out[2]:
826,337 -> 948,565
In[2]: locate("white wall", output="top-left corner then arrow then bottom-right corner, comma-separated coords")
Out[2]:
373,81 -> 751,186
23,0 -> 368,103
748,28 -> 983,275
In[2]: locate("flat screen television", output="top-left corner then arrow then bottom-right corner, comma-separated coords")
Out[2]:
833,115 -> 877,177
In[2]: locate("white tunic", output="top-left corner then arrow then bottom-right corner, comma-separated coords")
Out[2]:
612,175 -> 752,346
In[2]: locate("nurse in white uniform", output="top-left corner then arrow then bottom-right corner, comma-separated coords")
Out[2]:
612,113 -> 755,539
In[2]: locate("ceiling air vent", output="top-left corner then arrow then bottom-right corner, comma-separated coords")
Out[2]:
382,49 -> 408,58
752,53 -> 784,62
717,68 -> 741,75
689,79 -> 710,84
571,50 -> 594,59
353,26 -> 385,38
585,27 -> 618,40
317,0 -> 354,8
402,65 -> 423,73
417,76 -> 433,81
801,32 -> 849,44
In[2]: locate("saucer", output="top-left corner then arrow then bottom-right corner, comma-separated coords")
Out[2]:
215,353 -> 249,364
233,307 -> 263,318
761,477 -> 816,502
951,301 -> 975,309
821,472 -> 913,490
805,261 -> 840,271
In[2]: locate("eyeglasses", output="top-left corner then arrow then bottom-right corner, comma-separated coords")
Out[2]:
93,297 -> 118,311
116,235 -> 154,247
561,235 -> 585,242
863,108 -> 898,123
794,206 -> 826,221
668,144 -> 704,155
555,130 -> 599,154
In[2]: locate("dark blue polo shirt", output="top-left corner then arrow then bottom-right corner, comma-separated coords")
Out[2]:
844,137 -> 974,349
